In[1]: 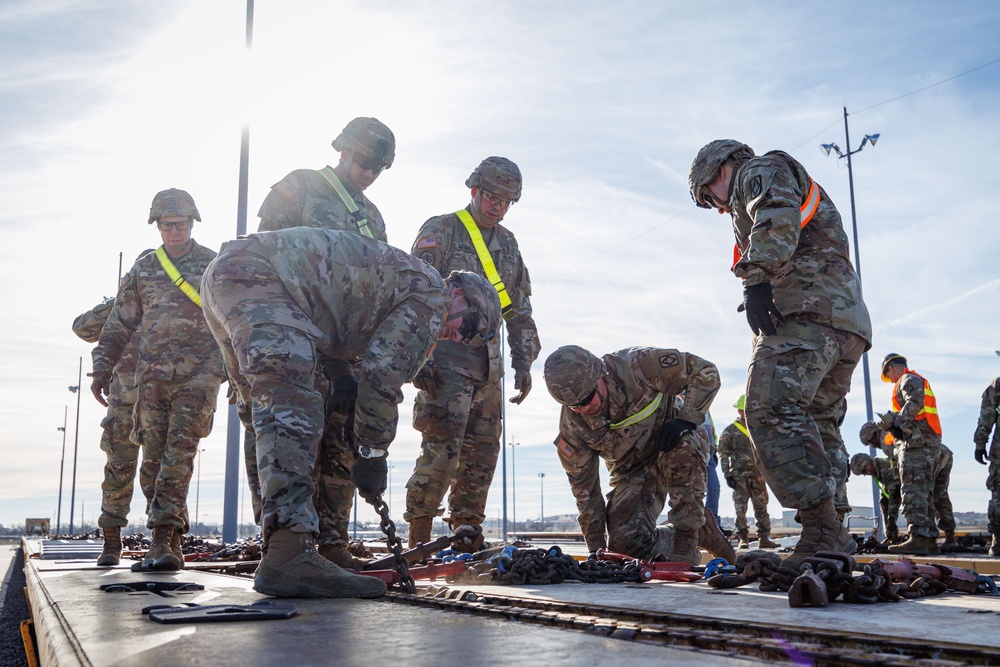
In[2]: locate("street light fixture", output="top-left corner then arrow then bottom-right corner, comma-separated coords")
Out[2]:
538,472 -> 545,531
821,107 -> 882,537
56,407 -> 67,534
67,357 -> 83,535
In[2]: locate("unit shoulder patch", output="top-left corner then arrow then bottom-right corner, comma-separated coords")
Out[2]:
749,175 -> 763,198
659,353 -> 679,368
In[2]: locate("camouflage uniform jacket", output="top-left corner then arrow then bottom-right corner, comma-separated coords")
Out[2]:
73,299 -> 141,406
92,241 -> 224,384
974,377 -> 1000,454
870,456 -> 900,503
236,228 -> 451,451
412,207 -> 539,382
730,151 -> 871,344
256,167 -> 386,242
553,347 -> 720,548
890,371 -> 942,443
717,422 -> 758,478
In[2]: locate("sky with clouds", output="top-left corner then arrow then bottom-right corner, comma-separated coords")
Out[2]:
1,0 -> 998,533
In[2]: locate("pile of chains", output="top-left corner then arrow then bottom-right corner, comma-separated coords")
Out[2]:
372,494 -> 416,594
485,546 -> 647,585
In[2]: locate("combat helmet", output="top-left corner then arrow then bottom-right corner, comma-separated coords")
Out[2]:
544,345 -> 605,406
859,422 -> 882,448
445,271 -> 502,347
688,140 -> 754,208
332,117 -> 396,170
850,452 -> 873,476
148,188 -> 201,224
880,353 -> 907,383
466,157 -> 522,202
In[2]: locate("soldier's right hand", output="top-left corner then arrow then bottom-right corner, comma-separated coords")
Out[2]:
89,371 -> 111,407
351,456 -> 388,503
725,476 -> 737,489
412,363 -> 443,400
975,447 -> 988,466
654,418 -> 696,454
740,282 -> 785,336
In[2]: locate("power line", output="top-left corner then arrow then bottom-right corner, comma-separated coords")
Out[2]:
853,55 -> 1000,115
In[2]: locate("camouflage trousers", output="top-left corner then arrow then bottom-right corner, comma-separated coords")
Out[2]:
932,445 -> 955,533
315,409 -> 358,547
988,446 -> 1000,535
606,432 -> 708,560
203,261 -> 326,542
133,375 -> 220,533
879,484 -> 901,534
745,321 -> 866,511
404,367 -> 501,527
730,466 -> 771,535
97,399 -> 143,528
895,433 -> 940,538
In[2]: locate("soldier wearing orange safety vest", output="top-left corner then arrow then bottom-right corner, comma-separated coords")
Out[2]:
868,353 -> 944,555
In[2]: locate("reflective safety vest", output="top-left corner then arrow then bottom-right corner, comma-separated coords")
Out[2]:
734,421 -> 750,438
319,167 -> 375,238
610,393 -> 663,430
883,370 -> 942,445
455,209 -> 513,313
155,247 -> 201,307
732,177 -> 820,269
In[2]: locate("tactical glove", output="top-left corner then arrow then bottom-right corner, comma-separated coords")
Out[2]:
89,371 -> 111,407
654,419 -> 697,454
327,374 -> 359,416
739,282 -> 785,336
351,456 -> 388,503
876,411 -> 898,430
725,476 -> 736,490
887,425 -> 905,441
975,447 -> 988,466
509,370 -> 532,405
412,363 -> 443,400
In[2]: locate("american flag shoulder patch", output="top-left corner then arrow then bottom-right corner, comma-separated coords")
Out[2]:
556,437 -> 577,458
415,236 -> 437,249
274,181 -> 299,199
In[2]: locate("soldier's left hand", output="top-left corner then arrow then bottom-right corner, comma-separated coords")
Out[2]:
351,456 -> 388,503
328,375 -> 359,416
510,371 -> 532,404
887,425 -> 905,441
654,419 -> 697,454
225,381 -> 238,405
89,371 -> 111,407
740,282 -> 785,336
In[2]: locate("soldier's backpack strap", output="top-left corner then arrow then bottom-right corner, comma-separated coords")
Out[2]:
454,209 -> 512,314
155,246 -> 202,307
610,393 -> 663,430
319,167 -> 374,238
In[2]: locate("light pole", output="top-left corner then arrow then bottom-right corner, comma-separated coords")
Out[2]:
821,106 -> 882,536
510,441 -> 519,536
195,448 -> 206,534
56,407 -> 67,534
67,357 -> 83,535
538,472 -> 545,531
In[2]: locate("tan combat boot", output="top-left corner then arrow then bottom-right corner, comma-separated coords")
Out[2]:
699,509 -> 737,563
941,530 -> 958,551
318,544 -> 372,572
254,528 -> 386,598
757,532 -> 781,549
148,526 -> 182,571
782,498 -> 856,570
735,529 -> 750,550
990,534 -> 1000,557
669,529 -> 701,567
97,526 -> 122,567
888,534 -> 937,556
649,525 -> 674,561
170,529 -> 185,570
407,516 -> 433,549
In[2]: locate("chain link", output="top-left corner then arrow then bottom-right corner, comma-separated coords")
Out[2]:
371,494 -> 415,594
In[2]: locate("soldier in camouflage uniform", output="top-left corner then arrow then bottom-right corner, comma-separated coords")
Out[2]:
974,377 -> 1000,556
542,345 -> 736,567
254,117 -> 396,569
864,354 -> 943,555
72,264 -> 149,566
689,141 -> 871,568
850,452 -> 901,542
90,190 -> 225,572
718,395 -> 779,549
404,157 -> 540,551
201,227 -> 501,598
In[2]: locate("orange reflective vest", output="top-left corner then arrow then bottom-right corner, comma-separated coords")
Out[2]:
732,177 -> 819,270
883,370 -> 942,445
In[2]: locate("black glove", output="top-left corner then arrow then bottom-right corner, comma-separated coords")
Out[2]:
976,447 -> 988,465
653,419 -> 697,454
887,425 -> 905,441
412,363 -> 443,400
89,371 -> 111,407
351,456 -> 387,503
739,282 -> 786,336
509,370 -> 532,405
327,375 -> 359,416
725,476 -> 736,489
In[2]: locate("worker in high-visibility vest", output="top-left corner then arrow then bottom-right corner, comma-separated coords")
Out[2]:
973,377 -> 1000,556
688,141 -> 871,569
404,157 -> 540,552
871,353 -> 944,555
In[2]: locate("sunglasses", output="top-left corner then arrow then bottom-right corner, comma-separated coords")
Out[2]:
571,385 -> 598,408
353,152 -> 387,175
480,190 -> 513,209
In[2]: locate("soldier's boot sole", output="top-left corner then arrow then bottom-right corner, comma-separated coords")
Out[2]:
698,509 -> 737,563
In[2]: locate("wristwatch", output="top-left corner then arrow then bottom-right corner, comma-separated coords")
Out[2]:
358,445 -> 387,459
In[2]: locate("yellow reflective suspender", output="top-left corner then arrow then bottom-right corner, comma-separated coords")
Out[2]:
734,421 -> 750,438
455,209 -> 513,313
874,476 -> 889,500
319,167 -> 375,238
155,247 -> 201,307
610,393 -> 663,430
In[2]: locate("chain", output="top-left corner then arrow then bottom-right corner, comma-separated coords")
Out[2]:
371,494 -> 415,594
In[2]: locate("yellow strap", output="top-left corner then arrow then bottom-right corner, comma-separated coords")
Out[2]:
734,421 -> 750,438
155,247 -> 201,307
319,167 -> 374,238
874,476 -> 890,500
610,393 -> 663,430
455,209 -> 512,313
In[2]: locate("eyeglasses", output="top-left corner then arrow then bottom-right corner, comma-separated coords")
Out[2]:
570,385 -> 598,408
156,220 -> 191,231
480,190 -> 513,209
353,152 -> 387,175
